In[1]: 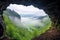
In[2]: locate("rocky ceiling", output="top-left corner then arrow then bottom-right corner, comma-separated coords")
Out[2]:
0,0 -> 60,40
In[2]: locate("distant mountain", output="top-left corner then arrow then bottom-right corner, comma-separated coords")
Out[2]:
5,9 -> 21,19
4,9 -> 48,20
37,15 -> 48,19
21,14 -> 48,19
29,15 -> 48,19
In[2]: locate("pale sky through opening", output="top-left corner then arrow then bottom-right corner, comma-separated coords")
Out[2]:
7,4 -> 47,16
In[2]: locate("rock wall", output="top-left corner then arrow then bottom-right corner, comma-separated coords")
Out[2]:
44,2 -> 60,28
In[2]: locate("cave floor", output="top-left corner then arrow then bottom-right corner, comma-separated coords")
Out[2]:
32,27 -> 60,40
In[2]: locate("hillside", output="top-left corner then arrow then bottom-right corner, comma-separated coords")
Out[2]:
4,9 -> 21,19
3,9 -> 51,40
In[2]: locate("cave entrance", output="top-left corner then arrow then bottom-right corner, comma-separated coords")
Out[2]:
3,4 -> 51,40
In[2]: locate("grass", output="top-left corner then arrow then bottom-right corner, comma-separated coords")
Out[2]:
3,14 -> 51,40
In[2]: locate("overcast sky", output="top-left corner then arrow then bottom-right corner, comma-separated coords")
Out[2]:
7,4 -> 47,16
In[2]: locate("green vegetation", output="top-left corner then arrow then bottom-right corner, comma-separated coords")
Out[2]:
3,13 -> 51,40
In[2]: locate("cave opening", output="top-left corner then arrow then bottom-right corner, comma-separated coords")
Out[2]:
0,0 -> 60,40
3,4 -> 52,40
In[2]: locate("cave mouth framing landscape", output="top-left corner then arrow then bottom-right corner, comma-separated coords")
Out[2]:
0,0 -> 60,40
3,4 -> 51,40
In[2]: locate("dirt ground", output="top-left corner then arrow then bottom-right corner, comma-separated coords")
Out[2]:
32,27 -> 60,40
